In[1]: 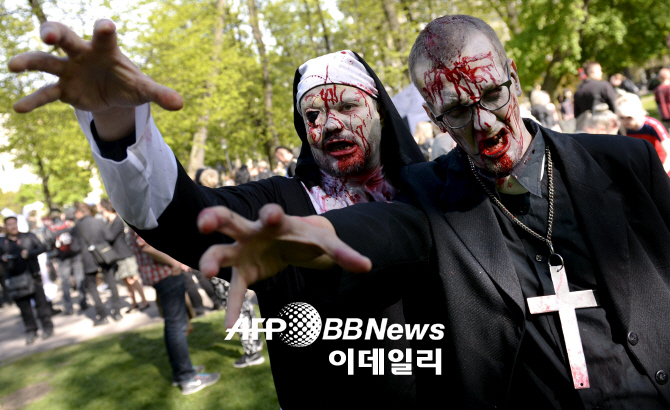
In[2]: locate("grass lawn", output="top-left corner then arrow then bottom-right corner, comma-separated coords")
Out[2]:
0,311 -> 278,410
641,92 -> 660,120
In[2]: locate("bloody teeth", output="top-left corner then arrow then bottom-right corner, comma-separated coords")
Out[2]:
326,141 -> 354,152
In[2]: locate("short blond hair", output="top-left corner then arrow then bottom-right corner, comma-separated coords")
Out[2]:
199,168 -> 220,188
616,92 -> 646,118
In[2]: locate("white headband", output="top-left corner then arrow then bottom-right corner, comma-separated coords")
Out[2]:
296,50 -> 378,114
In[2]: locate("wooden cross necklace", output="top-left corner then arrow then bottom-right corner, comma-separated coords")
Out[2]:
468,146 -> 599,389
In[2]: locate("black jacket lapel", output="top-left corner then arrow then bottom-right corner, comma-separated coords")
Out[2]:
544,129 -> 632,327
437,151 -> 526,318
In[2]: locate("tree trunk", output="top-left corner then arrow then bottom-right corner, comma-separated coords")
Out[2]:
36,157 -> 53,210
185,0 -> 227,178
314,0 -> 331,53
28,0 -> 66,57
302,0 -> 319,56
380,0 -> 406,53
248,0 -> 280,168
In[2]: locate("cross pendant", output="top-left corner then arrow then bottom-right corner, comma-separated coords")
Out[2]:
526,258 -> 599,389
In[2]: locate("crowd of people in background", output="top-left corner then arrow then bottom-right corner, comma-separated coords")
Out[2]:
2,20 -> 670,404
0,199 -> 226,337
398,60 -> 670,175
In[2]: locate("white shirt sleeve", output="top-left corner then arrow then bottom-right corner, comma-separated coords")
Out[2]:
75,104 -> 177,230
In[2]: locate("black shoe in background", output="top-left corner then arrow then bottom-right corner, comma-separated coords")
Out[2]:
25,332 -> 38,345
42,328 -> 54,340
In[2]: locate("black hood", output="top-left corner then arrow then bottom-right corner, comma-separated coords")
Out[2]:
292,52 -> 425,189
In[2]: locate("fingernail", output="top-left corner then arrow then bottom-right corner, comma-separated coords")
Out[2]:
40,28 -> 54,42
197,211 -> 213,231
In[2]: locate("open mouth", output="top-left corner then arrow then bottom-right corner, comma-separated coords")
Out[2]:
478,129 -> 511,159
325,139 -> 358,157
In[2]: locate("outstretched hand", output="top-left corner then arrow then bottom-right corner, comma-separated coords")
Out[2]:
8,20 -> 182,133
197,204 -> 371,328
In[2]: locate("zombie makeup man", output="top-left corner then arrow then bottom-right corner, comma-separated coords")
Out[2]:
409,17 -> 534,186
295,50 -> 398,212
300,84 -> 382,178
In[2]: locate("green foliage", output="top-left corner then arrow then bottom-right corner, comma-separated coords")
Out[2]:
132,0 -> 271,167
16,183 -> 43,206
0,188 -> 20,211
0,1 -> 96,208
499,0 -> 670,93
2,0 -> 669,182
1,101 -> 95,208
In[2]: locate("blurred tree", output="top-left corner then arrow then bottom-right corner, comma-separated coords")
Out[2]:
184,0 -> 227,178
248,0 -> 280,167
0,0 -> 96,209
485,0 -> 670,95
0,189 -> 20,212
16,183 -> 43,207
134,0 -> 268,170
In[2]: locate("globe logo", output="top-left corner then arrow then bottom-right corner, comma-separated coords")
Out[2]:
277,302 -> 322,347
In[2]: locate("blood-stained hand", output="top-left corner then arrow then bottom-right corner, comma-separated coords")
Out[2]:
7,20 -> 183,140
197,204 -> 372,328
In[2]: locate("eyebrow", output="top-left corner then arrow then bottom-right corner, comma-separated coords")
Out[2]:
439,81 -> 505,113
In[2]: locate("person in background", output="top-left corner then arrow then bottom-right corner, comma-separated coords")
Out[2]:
233,165 -> 251,185
130,230 -> 220,395
610,73 -> 640,96
274,146 -> 297,177
654,68 -> 670,131
0,225 -> 7,310
431,129 -> 456,160
1,215 -> 53,344
576,103 -> 621,135
574,61 -> 619,118
617,92 -> 670,174
72,202 -> 122,325
558,89 -> 574,121
195,168 -> 220,189
45,209 -> 83,315
100,199 -> 148,313
413,121 -> 435,160
255,161 -> 274,180
530,89 -> 558,129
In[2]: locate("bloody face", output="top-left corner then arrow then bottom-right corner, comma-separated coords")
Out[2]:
300,84 -> 382,178
414,32 -> 532,176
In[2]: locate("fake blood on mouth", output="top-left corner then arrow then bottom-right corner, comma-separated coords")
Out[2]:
479,129 -> 510,158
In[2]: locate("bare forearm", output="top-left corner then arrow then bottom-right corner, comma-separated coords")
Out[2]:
92,107 -> 136,141
142,244 -> 179,267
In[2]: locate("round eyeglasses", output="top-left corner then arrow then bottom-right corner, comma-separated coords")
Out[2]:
430,62 -> 513,129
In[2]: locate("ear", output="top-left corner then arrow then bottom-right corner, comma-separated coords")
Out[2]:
376,99 -> 385,127
423,102 -> 447,133
509,59 -> 522,97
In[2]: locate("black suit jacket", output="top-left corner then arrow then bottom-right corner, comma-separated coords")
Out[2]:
326,126 -> 670,408
73,215 -> 111,274
135,164 -> 417,410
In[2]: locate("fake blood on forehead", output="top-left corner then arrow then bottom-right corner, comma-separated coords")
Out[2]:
422,51 -> 499,108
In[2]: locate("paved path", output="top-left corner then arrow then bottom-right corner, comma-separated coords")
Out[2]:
0,282 -> 217,365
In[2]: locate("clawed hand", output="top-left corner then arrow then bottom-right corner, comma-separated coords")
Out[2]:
8,20 -> 182,136
196,204 -> 371,328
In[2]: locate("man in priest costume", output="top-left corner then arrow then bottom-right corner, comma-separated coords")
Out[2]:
193,15 -> 670,410
8,20 -> 424,409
